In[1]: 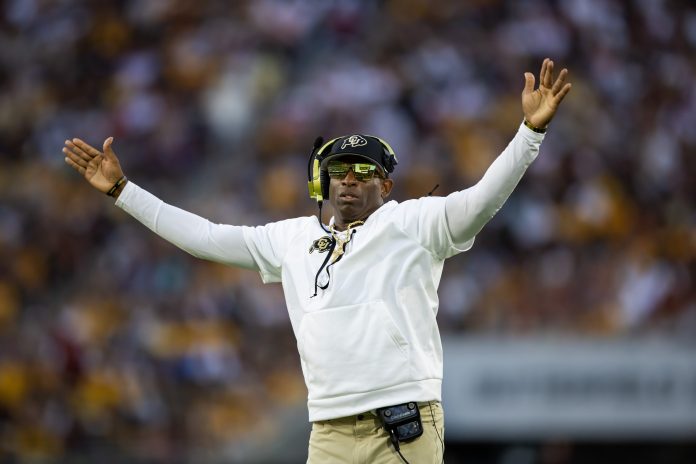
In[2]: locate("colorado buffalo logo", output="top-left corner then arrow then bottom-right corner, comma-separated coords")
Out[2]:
341,135 -> 368,150
309,236 -> 333,254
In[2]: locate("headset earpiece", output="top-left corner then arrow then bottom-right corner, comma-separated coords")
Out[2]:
308,137 -> 339,203
308,157 -> 323,202
372,136 -> 398,174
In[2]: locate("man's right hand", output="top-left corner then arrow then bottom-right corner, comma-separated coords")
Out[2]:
63,137 -> 126,197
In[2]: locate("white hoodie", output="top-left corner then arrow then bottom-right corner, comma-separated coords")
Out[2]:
116,123 -> 544,421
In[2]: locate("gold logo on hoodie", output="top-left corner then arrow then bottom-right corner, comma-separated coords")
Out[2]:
309,236 -> 332,254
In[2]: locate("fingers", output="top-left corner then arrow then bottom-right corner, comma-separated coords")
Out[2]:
63,144 -> 91,168
555,82 -> 572,103
64,152 -> 87,175
62,138 -> 109,177
543,58 -> 553,88
102,137 -> 116,160
522,72 -> 536,95
551,68 -> 569,95
70,138 -> 102,158
539,59 -> 547,88
64,140 -> 94,164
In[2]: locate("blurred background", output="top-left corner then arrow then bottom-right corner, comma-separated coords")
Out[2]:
0,0 -> 695,462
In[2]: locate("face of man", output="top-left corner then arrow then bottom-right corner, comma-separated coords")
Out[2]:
327,156 -> 393,229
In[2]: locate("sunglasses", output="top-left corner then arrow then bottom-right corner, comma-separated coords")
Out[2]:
326,161 -> 384,181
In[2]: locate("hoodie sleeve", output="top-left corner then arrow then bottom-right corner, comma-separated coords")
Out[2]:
115,181 -> 257,269
390,122 -> 544,260
444,122 -> 545,252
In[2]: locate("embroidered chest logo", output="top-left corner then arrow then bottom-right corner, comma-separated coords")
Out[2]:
341,135 -> 367,150
309,236 -> 332,254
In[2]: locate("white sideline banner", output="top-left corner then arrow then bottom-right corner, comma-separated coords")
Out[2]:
441,337 -> 696,440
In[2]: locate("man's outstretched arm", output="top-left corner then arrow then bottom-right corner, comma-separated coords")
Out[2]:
63,138 -> 256,269
445,58 -> 572,244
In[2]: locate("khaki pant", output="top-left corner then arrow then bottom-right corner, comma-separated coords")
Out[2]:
307,401 -> 445,463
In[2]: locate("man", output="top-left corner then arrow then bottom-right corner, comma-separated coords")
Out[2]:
63,59 -> 571,463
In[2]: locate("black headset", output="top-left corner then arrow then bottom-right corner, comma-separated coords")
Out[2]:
307,135 -> 398,203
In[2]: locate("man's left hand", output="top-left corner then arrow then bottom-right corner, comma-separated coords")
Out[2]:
521,58 -> 572,129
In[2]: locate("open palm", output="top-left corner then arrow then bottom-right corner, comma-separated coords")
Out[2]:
522,58 -> 572,129
63,137 -> 125,194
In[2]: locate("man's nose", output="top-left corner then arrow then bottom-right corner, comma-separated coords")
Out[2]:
341,169 -> 358,184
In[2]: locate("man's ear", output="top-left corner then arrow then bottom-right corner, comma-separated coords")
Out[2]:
381,178 -> 394,198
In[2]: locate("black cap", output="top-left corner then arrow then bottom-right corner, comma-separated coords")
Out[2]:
320,134 -> 396,176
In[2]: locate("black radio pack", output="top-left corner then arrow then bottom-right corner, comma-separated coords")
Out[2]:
376,402 -> 423,444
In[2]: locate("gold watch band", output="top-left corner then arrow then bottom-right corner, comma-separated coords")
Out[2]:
523,119 -> 547,133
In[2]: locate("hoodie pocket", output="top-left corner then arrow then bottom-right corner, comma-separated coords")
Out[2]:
298,300 -> 410,399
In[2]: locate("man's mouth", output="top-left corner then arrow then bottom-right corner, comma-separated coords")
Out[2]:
339,192 -> 359,200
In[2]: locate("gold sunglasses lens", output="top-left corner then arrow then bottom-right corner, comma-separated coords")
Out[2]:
327,162 -> 349,178
327,162 -> 378,180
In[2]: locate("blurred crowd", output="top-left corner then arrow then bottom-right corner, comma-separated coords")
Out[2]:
0,0 -> 694,461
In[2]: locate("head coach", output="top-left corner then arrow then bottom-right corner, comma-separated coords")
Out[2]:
63,59 -> 571,463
